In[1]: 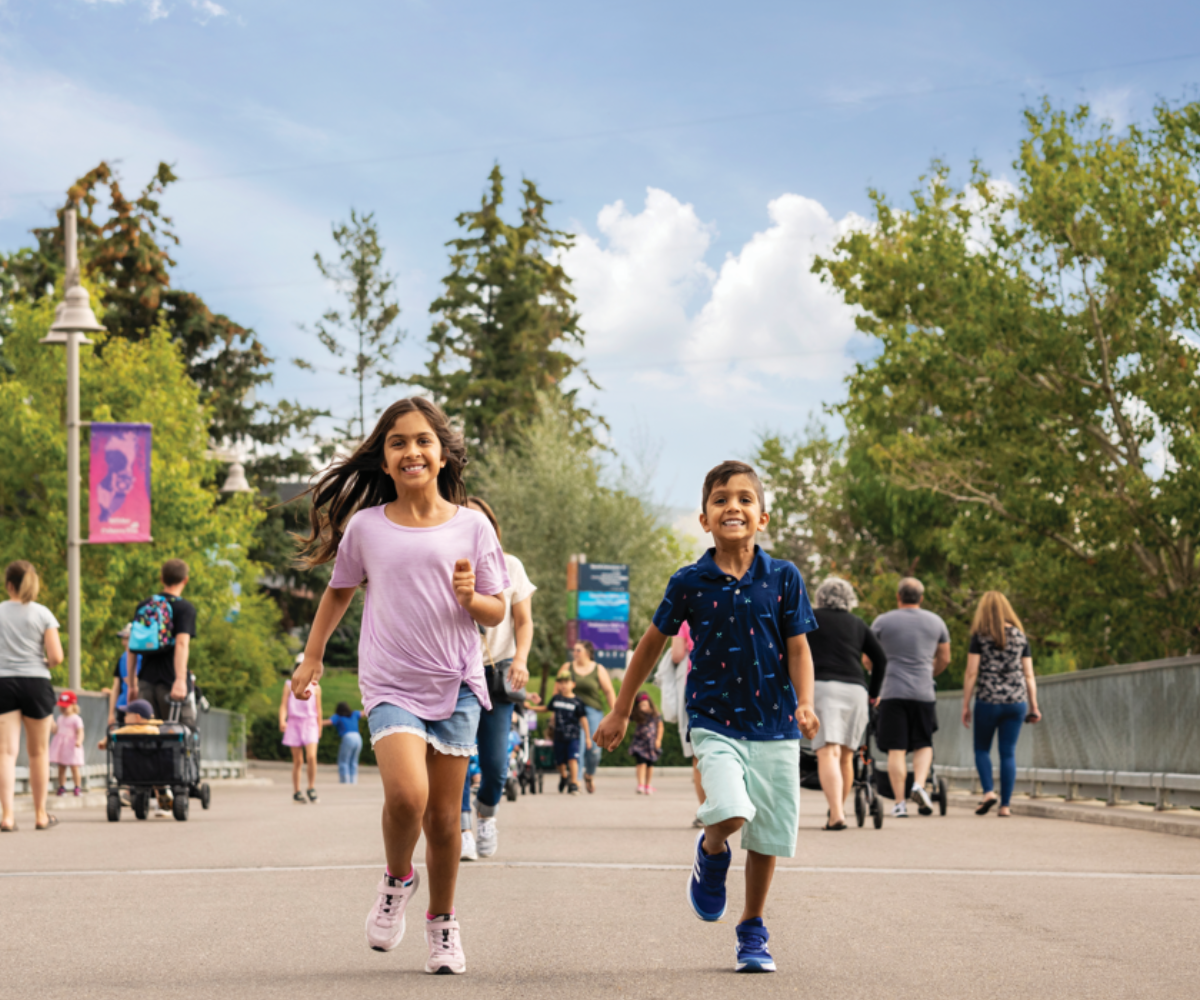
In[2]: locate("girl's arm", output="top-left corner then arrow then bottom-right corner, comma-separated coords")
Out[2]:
786,633 -> 818,739
279,682 -> 290,733
75,716 -> 84,747
508,595 -> 534,689
594,625 -> 669,751
1022,657 -> 1040,720
655,718 -> 664,750
597,666 -> 617,712
43,627 -> 64,669
961,653 -> 981,727
670,634 -> 688,666
294,586 -> 357,699
452,559 -> 505,627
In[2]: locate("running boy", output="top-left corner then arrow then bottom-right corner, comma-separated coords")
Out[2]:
593,460 -> 819,973
533,669 -> 591,795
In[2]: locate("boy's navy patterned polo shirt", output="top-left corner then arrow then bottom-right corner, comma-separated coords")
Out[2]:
652,546 -> 817,741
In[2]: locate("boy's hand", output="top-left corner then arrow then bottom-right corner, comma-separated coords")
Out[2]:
796,703 -> 819,741
453,559 -> 476,609
292,654 -> 323,699
592,712 -> 628,751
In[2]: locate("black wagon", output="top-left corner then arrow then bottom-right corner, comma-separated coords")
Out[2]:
106,723 -> 211,822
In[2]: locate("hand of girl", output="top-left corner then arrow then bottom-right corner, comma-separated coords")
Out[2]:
292,655 -> 323,699
453,559 -> 476,608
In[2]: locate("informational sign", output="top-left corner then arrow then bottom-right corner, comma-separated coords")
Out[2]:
578,563 -> 630,592
88,423 -> 152,544
579,620 -> 629,649
595,649 -> 627,673
578,591 -> 630,622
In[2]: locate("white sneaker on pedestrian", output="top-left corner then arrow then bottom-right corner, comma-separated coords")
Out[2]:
460,830 -> 479,861
365,868 -> 419,952
891,801 -> 909,818
476,818 -> 497,858
425,916 -> 466,975
912,784 -> 934,815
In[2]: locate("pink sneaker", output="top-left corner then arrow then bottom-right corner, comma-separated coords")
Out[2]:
425,915 -> 466,975
636,785 -> 645,795
365,868 -> 420,952
73,787 -> 83,797
645,786 -> 656,795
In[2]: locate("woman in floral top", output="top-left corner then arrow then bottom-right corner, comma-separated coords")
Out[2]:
628,693 -> 663,795
961,591 -> 1041,816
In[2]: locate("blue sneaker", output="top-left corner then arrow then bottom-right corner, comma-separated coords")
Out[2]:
687,830 -> 730,921
735,917 -> 776,972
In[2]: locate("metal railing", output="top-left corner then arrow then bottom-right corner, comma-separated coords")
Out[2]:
12,690 -> 246,793
932,655 -> 1200,810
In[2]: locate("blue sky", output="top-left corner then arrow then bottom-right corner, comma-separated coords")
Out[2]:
2,0 -> 1199,511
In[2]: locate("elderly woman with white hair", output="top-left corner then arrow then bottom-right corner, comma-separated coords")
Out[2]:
807,577 -> 887,830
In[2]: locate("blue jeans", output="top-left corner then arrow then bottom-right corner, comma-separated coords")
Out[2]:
337,732 -> 363,784
582,705 -> 604,777
973,700 -> 1026,806
461,661 -> 517,820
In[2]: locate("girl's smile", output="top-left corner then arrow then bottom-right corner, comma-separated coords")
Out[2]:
383,412 -> 446,491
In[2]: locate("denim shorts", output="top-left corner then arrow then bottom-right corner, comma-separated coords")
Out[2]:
367,684 -> 481,757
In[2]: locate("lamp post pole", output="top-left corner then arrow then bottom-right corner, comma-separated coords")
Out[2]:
42,208 -> 104,693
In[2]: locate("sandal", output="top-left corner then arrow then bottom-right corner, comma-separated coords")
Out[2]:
35,815 -> 59,830
975,798 -> 997,815
822,820 -> 848,831
0,822 -> 16,832
584,774 -> 595,794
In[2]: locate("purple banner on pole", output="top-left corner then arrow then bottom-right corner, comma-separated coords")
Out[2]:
579,620 -> 629,650
89,423 -> 152,544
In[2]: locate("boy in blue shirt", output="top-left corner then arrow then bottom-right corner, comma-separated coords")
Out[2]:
594,460 -> 819,973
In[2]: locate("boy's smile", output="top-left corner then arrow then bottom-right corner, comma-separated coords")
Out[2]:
700,473 -> 769,546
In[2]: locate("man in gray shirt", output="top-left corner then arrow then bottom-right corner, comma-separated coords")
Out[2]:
871,577 -> 950,817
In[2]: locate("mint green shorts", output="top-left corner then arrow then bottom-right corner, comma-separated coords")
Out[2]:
693,728 -> 801,858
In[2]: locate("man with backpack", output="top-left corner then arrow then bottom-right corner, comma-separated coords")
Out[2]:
127,559 -> 198,729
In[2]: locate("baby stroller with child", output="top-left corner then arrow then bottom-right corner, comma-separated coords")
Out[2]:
106,699 -> 211,823
506,710 -> 538,799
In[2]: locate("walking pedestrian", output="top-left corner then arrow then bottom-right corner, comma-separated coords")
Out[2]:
532,669 -> 591,794
325,701 -> 364,784
0,560 -> 64,832
128,559 -> 197,728
49,691 -> 85,797
808,577 -> 887,830
292,397 -> 509,976
458,496 -> 536,860
281,657 -> 321,802
962,591 -> 1041,817
107,624 -> 140,730
559,640 -> 615,793
628,693 -> 663,794
871,577 -> 951,818
594,460 -> 820,973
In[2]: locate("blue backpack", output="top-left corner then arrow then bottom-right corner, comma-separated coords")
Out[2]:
129,595 -> 175,653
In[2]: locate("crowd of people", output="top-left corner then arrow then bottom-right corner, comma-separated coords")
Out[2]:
0,394 -> 1044,979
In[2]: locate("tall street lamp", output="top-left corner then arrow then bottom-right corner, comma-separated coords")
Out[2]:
40,208 -> 104,692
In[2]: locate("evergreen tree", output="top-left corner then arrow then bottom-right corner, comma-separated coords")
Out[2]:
294,209 -> 405,443
417,165 -> 601,453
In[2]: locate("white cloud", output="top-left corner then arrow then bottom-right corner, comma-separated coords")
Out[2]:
563,188 -> 715,356
565,189 -> 865,395
1088,87 -> 1132,130
76,0 -> 229,22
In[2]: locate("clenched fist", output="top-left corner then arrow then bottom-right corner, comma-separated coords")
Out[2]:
453,558 -> 476,610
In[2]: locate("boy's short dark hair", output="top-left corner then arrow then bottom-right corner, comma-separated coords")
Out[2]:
162,559 -> 189,586
701,461 -> 766,511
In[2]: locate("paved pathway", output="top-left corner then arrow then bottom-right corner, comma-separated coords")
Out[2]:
2,766 -> 1198,999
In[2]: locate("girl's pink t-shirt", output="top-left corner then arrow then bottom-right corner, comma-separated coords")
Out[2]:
329,505 -> 509,720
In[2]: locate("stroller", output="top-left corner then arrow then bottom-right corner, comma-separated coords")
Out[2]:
508,710 -> 539,798
106,702 -> 211,822
800,728 -> 885,830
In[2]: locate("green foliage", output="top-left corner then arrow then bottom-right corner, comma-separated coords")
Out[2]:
294,209 -> 406,442
0,297 -> 287,707
417,165 -> 603,453
473,399 -> 688,694
807,97 -> 1200,670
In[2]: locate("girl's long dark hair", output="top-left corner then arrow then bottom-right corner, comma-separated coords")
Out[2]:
297,397 -> 468,567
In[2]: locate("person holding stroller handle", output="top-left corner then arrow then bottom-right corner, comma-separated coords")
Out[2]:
808,577 -> 887,830
961,591 -> 1041,817
870,577 -> 950,818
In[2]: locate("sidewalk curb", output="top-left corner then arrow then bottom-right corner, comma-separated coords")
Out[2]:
949,792 -> 1200,840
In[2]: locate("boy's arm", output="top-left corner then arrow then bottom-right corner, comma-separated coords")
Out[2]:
593,625 -> 669,751
786,633 -> 819,740
580,712 -> 592,748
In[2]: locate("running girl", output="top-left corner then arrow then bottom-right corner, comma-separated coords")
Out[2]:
291,398 -> 508,976
628,693 -> 663,795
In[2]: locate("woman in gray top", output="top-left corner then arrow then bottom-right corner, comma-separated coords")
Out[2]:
0,561 -> 65,831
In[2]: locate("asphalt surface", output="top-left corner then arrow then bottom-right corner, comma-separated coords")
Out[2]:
2,766 -> 1198,1000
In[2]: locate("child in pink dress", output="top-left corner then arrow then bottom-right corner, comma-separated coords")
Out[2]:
280,661 -> 322,804
49,691 -> 85,796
